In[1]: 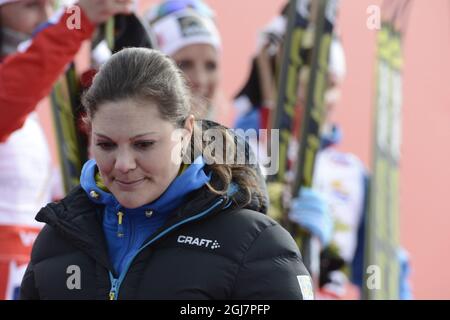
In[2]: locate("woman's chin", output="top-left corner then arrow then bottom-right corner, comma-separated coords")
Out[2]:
114,193 -> 158,209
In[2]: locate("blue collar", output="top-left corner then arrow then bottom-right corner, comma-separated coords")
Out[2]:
80,156 -> 211,216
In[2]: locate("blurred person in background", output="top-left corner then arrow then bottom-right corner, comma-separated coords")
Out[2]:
233,5 -> 412,299
0,0 -> 133,299
144,0 -> 221,120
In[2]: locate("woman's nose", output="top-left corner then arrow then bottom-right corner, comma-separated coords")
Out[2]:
189,67 -> 208,95
114,150 -> 137,173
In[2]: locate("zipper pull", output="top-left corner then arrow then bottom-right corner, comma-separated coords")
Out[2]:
109,278 -> 118,300
117,211 -> 124,238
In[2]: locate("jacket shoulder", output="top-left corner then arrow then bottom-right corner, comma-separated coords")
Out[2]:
227,208 -> 302,260
32,186 -> 97,263
217,209 -> 311,299
30,224 -> 75,265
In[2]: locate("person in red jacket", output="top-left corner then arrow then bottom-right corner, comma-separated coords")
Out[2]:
0,0 -> 133,300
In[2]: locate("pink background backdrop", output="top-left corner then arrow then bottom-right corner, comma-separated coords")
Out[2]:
36,0 -> 450,299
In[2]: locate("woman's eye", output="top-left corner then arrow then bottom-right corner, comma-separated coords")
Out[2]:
177,60 -> 192,71
134,141 -> 155,149
96,142 -> 116,150
206,61 -> 217,71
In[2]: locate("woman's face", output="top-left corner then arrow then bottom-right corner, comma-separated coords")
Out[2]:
91,99 -> 194,209
172,43 -> 219,106
0,0 -> 51,35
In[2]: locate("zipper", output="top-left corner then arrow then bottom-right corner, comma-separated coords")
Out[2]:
109,277 -> 119,300
117,211 -> 124,238
107,198 -> 225,300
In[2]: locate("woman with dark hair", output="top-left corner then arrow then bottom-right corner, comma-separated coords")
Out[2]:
20,48 -> 312,300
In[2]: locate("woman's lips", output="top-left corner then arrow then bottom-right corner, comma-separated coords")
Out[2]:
114,178 -> 146,190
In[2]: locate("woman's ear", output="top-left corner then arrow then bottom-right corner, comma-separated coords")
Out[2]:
183,114 -> 195,140
81,116 -> 92,136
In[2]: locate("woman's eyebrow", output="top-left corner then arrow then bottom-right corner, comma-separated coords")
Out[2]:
132,132 -> 159,138
93,133 -> 112,140
93,132 -> 159,140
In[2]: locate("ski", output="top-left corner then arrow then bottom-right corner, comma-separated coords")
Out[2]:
50,62 -> 88,193
265,0 -> 313,243
263,0 -> 317,283
290,0 -> 340,287
261,0 -> 339,285
268,0 -> 310,186
363,0 -> 412,300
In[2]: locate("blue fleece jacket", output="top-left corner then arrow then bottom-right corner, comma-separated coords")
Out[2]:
80,156 -> 210,276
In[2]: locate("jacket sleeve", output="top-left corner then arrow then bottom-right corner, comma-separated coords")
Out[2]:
0,7 -> 96,142
231,223 -> 314,300
20,262 -> 40,300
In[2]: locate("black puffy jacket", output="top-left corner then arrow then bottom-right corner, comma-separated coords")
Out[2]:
20,130 -> 311,300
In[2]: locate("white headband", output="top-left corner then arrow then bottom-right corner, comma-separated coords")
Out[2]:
150,9 -> 221,56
